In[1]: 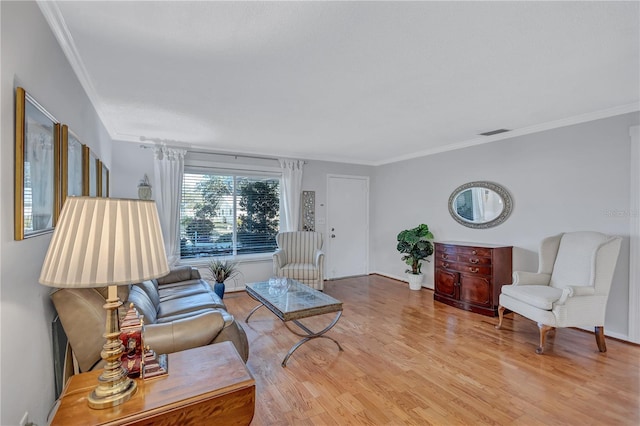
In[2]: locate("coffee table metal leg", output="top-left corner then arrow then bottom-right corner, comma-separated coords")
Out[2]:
245,303 -> 265,323
281,310 -> 343,367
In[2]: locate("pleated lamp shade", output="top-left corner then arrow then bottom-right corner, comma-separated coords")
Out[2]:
40,197 -> 170,288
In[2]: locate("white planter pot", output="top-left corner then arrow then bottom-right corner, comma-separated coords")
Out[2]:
407,273 -> 423,290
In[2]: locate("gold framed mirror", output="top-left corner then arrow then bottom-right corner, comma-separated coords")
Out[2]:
61,125 -> 85,206
14,87 -> 60,240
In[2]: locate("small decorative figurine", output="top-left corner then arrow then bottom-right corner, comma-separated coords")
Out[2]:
119,303 -> 143,377
141,345 -> 168,379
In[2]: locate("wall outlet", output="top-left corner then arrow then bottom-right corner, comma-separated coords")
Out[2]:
19,412 -> 28,426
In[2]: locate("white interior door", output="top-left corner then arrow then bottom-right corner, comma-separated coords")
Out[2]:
326,175 -> 369,279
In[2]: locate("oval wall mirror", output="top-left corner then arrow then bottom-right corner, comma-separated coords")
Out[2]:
448,181 -> 513,229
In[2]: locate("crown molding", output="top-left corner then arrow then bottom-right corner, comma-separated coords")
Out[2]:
37,0 -> 116,139
374,102 -> 640,166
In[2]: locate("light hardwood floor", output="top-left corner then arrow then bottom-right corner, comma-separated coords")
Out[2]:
223,275 -> 640,425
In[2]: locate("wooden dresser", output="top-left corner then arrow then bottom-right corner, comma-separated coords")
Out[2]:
434,241 -> 512,317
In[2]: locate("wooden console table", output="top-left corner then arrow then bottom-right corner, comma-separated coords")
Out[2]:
49,342 -> 255,426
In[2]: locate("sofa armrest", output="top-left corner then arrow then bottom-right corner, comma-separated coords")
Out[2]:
512,271 -> 551,286
212,320 -> 249,363
156,266 -> 201,286
51,288 -> 106,373
569,285 -> 596,296
314,249 -> 324,267
144,310 -> 225,354
190,268 -> 201,280
556,285 -> 596,305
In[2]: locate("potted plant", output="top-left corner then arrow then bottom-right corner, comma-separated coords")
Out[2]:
207,259 -> 239,299
396,223 -> 434,290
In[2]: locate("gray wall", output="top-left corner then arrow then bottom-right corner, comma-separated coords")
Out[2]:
371,112 -> 639,338
0,2 -> 111,425
110,141 -> 155,199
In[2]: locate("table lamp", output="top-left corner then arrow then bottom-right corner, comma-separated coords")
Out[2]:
40,197 -> 169,409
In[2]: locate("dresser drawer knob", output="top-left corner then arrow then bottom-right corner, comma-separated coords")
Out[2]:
470,267 -> 479,273
443,262 -> 449,268
472,250 -> 477,255
469,258 -> 479,264
442,254 -> 448,259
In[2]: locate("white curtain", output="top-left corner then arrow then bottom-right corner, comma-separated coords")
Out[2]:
472,188 -> 485,222
29,127 -> 54,230
279,159 -> 304,232
153,145 -> 186,266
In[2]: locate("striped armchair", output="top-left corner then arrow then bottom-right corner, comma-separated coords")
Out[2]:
273,231 -> 325,290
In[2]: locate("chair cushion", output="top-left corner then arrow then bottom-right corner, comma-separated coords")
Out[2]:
155,308 -> 223,324
158,279 -> 215,301
550,232 -> 608,289
157,292 -> 226,319
500,285 -> 564,310
281,263 -> 319,280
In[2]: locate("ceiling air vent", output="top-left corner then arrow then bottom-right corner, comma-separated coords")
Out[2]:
479,129 -> 511,136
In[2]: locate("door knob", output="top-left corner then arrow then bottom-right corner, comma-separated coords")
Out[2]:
331,234 -> 336,238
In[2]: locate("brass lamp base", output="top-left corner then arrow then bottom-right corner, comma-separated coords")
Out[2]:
88,377 -> 136,409
88,285 -> 137,409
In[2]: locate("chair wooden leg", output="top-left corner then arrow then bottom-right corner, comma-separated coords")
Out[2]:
595,326 -> 607,352
495,305 -> 506,330
536,324 -> 554,354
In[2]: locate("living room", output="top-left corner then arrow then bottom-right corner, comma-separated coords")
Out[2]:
1,1 -> 639,425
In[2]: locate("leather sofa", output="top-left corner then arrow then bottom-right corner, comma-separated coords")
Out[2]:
51,266 -> 249,373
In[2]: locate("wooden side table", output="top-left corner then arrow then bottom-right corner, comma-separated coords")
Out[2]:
49,342 -> 255,426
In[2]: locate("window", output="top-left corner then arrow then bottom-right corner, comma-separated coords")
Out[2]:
181,172 -> 280,258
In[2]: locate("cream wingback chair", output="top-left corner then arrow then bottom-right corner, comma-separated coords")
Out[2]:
496,231 -> 622,354
273,231 -> 325,290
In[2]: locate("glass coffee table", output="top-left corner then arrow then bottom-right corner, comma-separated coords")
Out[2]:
245,279 -> 343,367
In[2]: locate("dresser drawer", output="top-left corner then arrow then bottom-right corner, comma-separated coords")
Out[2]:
438,251 -> 492,265
439,245 -> 492,257
437,260 -> 492,276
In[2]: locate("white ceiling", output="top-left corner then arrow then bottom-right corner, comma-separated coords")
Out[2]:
40,1 -> 639,165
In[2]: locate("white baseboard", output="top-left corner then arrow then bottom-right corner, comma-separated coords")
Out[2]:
575,325 -> 631,343
368,271 -> 435,290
